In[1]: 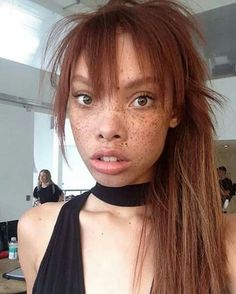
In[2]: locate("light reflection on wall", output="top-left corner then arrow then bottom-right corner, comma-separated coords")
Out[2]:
0,0 -> 61,69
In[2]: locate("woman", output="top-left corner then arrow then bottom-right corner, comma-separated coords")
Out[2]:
33,169 -> 64,204
18,0 -> 236,293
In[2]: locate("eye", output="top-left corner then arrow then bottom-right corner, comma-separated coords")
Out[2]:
131,94 -> 154,108
75,94 -> 92,105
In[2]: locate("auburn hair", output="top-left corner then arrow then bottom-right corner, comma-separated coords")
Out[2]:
46,0 -> 228,293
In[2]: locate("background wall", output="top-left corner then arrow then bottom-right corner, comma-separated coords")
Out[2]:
0,103 -> 34,221
212,77 -> 236,183
212,77 -> 236,140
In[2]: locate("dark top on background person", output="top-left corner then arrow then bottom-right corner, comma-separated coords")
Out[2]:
33,169 -> 63,204
18,1 -> 236,294
217,166 -> 234,202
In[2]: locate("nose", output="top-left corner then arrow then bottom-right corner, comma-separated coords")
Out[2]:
96,110 -> 127,142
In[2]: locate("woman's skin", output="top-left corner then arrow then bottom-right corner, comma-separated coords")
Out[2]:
68,33 -> 178,188
39,172 -> 49,188
18,34 -> 236,294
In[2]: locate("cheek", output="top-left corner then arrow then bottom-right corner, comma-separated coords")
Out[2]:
71,122 -> 89,145
128,116 -> 169,157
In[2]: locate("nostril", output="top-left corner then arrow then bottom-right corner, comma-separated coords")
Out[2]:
114,135 -> 121,139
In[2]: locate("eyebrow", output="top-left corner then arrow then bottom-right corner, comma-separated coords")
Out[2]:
71,75 -> 156,89
123,76 -> 156,90
71,74 -> 91,86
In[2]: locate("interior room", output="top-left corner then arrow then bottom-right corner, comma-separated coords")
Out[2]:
0,0 -> 235,223
0,0 -> 236,291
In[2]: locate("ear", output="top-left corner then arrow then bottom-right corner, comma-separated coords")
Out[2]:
169,111 -> 179,128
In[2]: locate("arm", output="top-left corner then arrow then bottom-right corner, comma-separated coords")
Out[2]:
58,192 -> 65,202
54,185 -> 64,202
33,187 -> 38,198
33,187 -> 41,206
18,209 -> 39,294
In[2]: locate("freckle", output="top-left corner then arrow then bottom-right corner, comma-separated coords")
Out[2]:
101,232 -> 104,235
129,222 -> 131,225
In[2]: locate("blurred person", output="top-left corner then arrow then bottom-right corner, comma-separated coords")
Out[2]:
33,169 -> 64,205
217,166 -> 233,204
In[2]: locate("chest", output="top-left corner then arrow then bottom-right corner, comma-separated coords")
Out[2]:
79,211 -> 154,294
33,198 -> 154,294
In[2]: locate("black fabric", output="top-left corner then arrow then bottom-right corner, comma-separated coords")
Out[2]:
0,220 -> 18,251
219,178 -> 233,196
90,182 -> 149,206
33,184 -> 62,204
32,188 -> 153,294
33,191 -> 90,294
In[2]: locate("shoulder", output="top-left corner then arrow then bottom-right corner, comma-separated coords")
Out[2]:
33,186 -> 39,193
18,202 -> 64,292
224,214 -> 236,290
18,202 -> 64,232
225,213 -> 236,249
52,183 -> 62,191
53,183 -> 61,189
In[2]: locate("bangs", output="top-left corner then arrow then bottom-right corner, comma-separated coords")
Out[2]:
49,0 -> 209,144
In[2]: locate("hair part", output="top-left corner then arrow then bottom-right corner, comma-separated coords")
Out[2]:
46,0 -> 228,293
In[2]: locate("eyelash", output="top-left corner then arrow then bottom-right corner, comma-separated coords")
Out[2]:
131,93 -> 155,108
72,92 -> 155,108
72,93 -> 93,106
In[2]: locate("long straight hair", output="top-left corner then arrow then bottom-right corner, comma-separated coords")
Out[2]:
46,0 -> 228,292
37,169 -> 53,187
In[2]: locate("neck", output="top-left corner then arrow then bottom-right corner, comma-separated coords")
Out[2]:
90,182 -> 150,207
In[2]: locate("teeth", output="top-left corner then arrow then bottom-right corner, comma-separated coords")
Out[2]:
100,156 -> 119,162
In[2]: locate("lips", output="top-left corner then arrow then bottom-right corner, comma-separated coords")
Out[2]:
90,150 -> 130,175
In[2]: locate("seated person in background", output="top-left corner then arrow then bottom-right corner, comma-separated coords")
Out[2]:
217,166 -> 233,204
33,169 -> 64,205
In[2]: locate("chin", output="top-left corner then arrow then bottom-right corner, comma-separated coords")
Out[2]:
92,174 -> 148,188
95,178 -> 129,187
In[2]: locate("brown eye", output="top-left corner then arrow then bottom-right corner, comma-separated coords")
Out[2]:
137,96 -> 148,106
131,94 -> 154,108
77,94 -> 92,105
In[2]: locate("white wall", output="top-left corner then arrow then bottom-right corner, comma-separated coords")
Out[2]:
211,77 -> 236,140
62,119 -> 95,190
33,112 -> 54,186
0,103 -> 34,222
0,57 -> 53,104
211,76 -> 236,183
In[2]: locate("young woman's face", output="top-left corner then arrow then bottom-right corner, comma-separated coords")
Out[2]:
68,34 -> 178,187
39,172 -> 48,184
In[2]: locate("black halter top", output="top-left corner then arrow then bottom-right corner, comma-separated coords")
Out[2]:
32,184 -> 152,294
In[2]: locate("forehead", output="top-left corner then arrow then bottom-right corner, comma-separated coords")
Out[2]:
73,33 -> 152,84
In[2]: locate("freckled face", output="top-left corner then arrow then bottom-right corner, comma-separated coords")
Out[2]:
68,34 -> 178,187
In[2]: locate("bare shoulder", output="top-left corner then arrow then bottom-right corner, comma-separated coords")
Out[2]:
225,213 -> 236,240
224,214 -> 236,291
18,202 -> 64,293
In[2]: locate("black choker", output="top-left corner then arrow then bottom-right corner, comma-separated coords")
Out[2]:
90,182 -> 150,207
